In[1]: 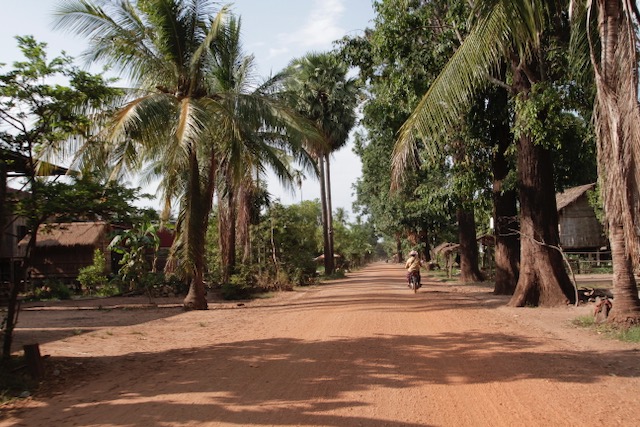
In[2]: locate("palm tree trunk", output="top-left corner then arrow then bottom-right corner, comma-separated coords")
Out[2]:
318,155 -> 334,274
219,180 -> 237,285
591,0 -> 640,324
237,183 -> 253,265
608,221 -> 640,324
325,154 -> 335,268
183,154 -> 208,310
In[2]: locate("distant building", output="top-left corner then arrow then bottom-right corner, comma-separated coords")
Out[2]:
556,183 -> 607,251
17,222 -> 117,284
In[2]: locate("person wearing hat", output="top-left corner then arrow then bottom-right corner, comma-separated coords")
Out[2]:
405,250 -> 422,288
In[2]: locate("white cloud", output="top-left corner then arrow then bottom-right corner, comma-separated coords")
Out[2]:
268,46 -> 290,59
278,0 -> 345,49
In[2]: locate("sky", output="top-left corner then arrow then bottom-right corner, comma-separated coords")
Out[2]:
0,0 -> 376,216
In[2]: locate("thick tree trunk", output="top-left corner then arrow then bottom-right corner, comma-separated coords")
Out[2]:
488,83 -> 519,294
607,222 -> 640,325
507,63 -> 574,307
509,134 -> 575,306
493,188 -> 519,294
457,208 -> 484,282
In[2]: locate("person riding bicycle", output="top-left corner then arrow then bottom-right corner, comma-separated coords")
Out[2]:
405,250 -> 422,288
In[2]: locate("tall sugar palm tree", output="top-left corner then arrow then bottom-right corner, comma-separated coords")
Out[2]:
392,0 -> 576,306
55,0 -> 320,309
285,52 -> 359,274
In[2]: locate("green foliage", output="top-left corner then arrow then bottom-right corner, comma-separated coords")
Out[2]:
77,249 -> 108,295
31,279 -> 72,301
587,184 -> 605,225
256,201 -> 321,283
95,281 -> 121,297
109,222 -> 160,293
221,267 -> 254,300
338,0 -> 470,250
514,82 -> 596,189
573,316 -> 640,343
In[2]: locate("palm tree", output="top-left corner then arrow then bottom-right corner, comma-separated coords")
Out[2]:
55,0 -> 320,309
285,52 -> 359,275
291,168 -> 306,202
581,0 -> 640,324
392,0 -> 576,306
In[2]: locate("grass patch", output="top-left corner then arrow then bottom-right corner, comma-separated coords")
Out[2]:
322,270 -> 346,280
252,292 -> 276,299
572,315 -> 595,328
572,315 -> 640,343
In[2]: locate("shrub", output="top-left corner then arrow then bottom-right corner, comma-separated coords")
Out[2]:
96,281 -> 121,297
32,279 -> 72,300
77,249 -> 108,295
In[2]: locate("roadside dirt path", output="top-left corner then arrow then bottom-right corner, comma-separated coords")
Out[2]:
2,262 -> 640,426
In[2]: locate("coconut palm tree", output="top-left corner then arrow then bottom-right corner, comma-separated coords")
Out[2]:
208,16 -> 319,285
285,52 -> 359,274
580,0 -> 640,324
55,0 -> 320,309
392,0 -> 576,306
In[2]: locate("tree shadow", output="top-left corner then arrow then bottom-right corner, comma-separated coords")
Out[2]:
13,330 -> 639,426
12,306 -> 184,349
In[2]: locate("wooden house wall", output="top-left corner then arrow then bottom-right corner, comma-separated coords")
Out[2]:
558,196 -> 607,249
29,241 -> 114,281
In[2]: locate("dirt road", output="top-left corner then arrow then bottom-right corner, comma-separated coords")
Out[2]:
2,262 -> 640,426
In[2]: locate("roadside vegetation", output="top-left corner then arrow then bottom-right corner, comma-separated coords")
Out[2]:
573,316 -> 640,343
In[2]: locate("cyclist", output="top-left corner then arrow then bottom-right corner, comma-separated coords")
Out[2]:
405,250 -> 422,288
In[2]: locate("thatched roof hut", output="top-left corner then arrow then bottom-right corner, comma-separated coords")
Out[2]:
556,183 -> 607,250
24,222 -> 109,248
18,222 -> 115,281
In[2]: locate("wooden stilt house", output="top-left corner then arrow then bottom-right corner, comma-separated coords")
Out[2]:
556,183 -> 607,251
17,222 -> 116,283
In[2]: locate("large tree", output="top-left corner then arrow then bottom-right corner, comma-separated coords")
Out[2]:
393,0 -> 582,306
55,0 -> 320,309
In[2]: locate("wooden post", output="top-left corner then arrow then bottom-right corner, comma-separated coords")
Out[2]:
23,343 -> 44,380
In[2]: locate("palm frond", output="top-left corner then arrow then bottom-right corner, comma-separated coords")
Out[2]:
392,3 -> 512,188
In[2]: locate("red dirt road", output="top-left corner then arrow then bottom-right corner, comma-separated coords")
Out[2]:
2,262 -> 640,426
